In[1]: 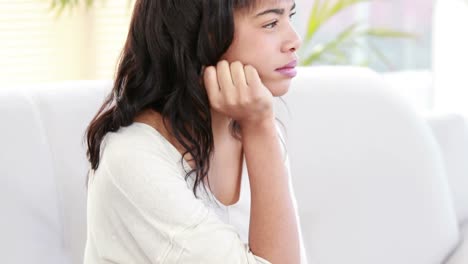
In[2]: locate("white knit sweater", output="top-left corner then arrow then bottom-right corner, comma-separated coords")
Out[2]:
84,122 -> 307,263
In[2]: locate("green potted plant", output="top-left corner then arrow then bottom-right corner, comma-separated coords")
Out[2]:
300,0 -> 417,69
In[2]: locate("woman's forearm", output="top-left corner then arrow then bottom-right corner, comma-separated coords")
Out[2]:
241,118 -> 300,263
207,110 -> 243,206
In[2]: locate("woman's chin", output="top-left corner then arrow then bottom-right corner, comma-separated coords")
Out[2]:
265,80 -> 291,97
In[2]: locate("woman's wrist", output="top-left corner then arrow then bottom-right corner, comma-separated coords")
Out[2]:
239,116 -> 276,136
211,110 -> 231,131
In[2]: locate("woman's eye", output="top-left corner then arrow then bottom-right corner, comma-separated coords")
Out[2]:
264,20 -> 279,29
289,12 -> 297,20
263,12 -> 296,29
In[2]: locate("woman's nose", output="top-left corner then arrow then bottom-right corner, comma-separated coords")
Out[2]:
283,26 -> 303,53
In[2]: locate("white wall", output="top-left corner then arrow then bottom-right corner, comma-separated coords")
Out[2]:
293,0 -> 313,41
0,0 -> 312,87
432,0 -> 468,114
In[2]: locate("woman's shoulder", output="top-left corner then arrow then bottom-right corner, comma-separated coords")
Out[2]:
89,122 -> 194,199
99,122 -> 186,174
103,122 -> 171,153
104,121 -> 160,141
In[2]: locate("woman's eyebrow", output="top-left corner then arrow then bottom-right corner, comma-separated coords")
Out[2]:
254,2 -> 296,17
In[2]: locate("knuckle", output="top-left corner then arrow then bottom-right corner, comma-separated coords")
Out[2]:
252,93 -> 263,103
239,97 -> 250,106
225,97 -> 237,107
203,67 -> 212,79
216,101 -> 227,111
231,61 -> 243,69
210,101 -> 220,109
218,60 -> 229,69
244,64 -> 254,72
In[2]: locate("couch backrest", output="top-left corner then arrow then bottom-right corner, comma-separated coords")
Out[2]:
280,66 -> 460,264
0,81 -> 110,264
30,81 -> 111,264
0,88 -> 69,263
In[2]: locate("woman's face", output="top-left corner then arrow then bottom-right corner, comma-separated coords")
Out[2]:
222,0 -> 302,96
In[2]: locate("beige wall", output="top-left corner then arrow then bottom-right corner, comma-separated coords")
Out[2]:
0,0 -> 309,87
0,0 -> 131,86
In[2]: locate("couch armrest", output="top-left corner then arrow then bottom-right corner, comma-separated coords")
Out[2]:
446,224 -> 468,264
426,113 -> 468,224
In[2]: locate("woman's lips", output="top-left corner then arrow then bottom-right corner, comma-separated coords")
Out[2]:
275,67 -> 297,78
275,60 -> 298,78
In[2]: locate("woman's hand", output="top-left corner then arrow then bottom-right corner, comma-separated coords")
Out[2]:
203,61 -> 274,127
203,61 -> 255,206
202,60 -> 273,205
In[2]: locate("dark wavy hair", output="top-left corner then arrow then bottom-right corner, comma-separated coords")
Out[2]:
86,0 -> 260,197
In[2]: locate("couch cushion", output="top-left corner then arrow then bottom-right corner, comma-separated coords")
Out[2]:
281,66 -> 460,264
27,80 -> 111,264
0,88 -> 68,263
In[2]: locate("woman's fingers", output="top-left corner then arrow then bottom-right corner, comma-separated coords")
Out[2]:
216,61 -> 237,106
231,62 -> 248,103
203,66 -> 221,108
216,61 -> 233,89
203,60 -> 273,122
230,61 -> 247,87
244,65 -> 261,89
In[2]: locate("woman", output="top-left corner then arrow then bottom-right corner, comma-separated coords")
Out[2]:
84,0 -> 305,263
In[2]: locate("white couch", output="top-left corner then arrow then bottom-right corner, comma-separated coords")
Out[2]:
1,66 -> 467,264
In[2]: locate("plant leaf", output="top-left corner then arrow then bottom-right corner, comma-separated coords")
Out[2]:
323,0 -> 370,24
366,40 -> 395,70
304,0 -> 324,45
304,0 -> 370,47
351,39 -> 395,70
363,28 -> 419,39
301,21 -> 363,65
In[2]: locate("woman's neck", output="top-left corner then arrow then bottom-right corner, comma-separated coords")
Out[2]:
134,109 -> 195,168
